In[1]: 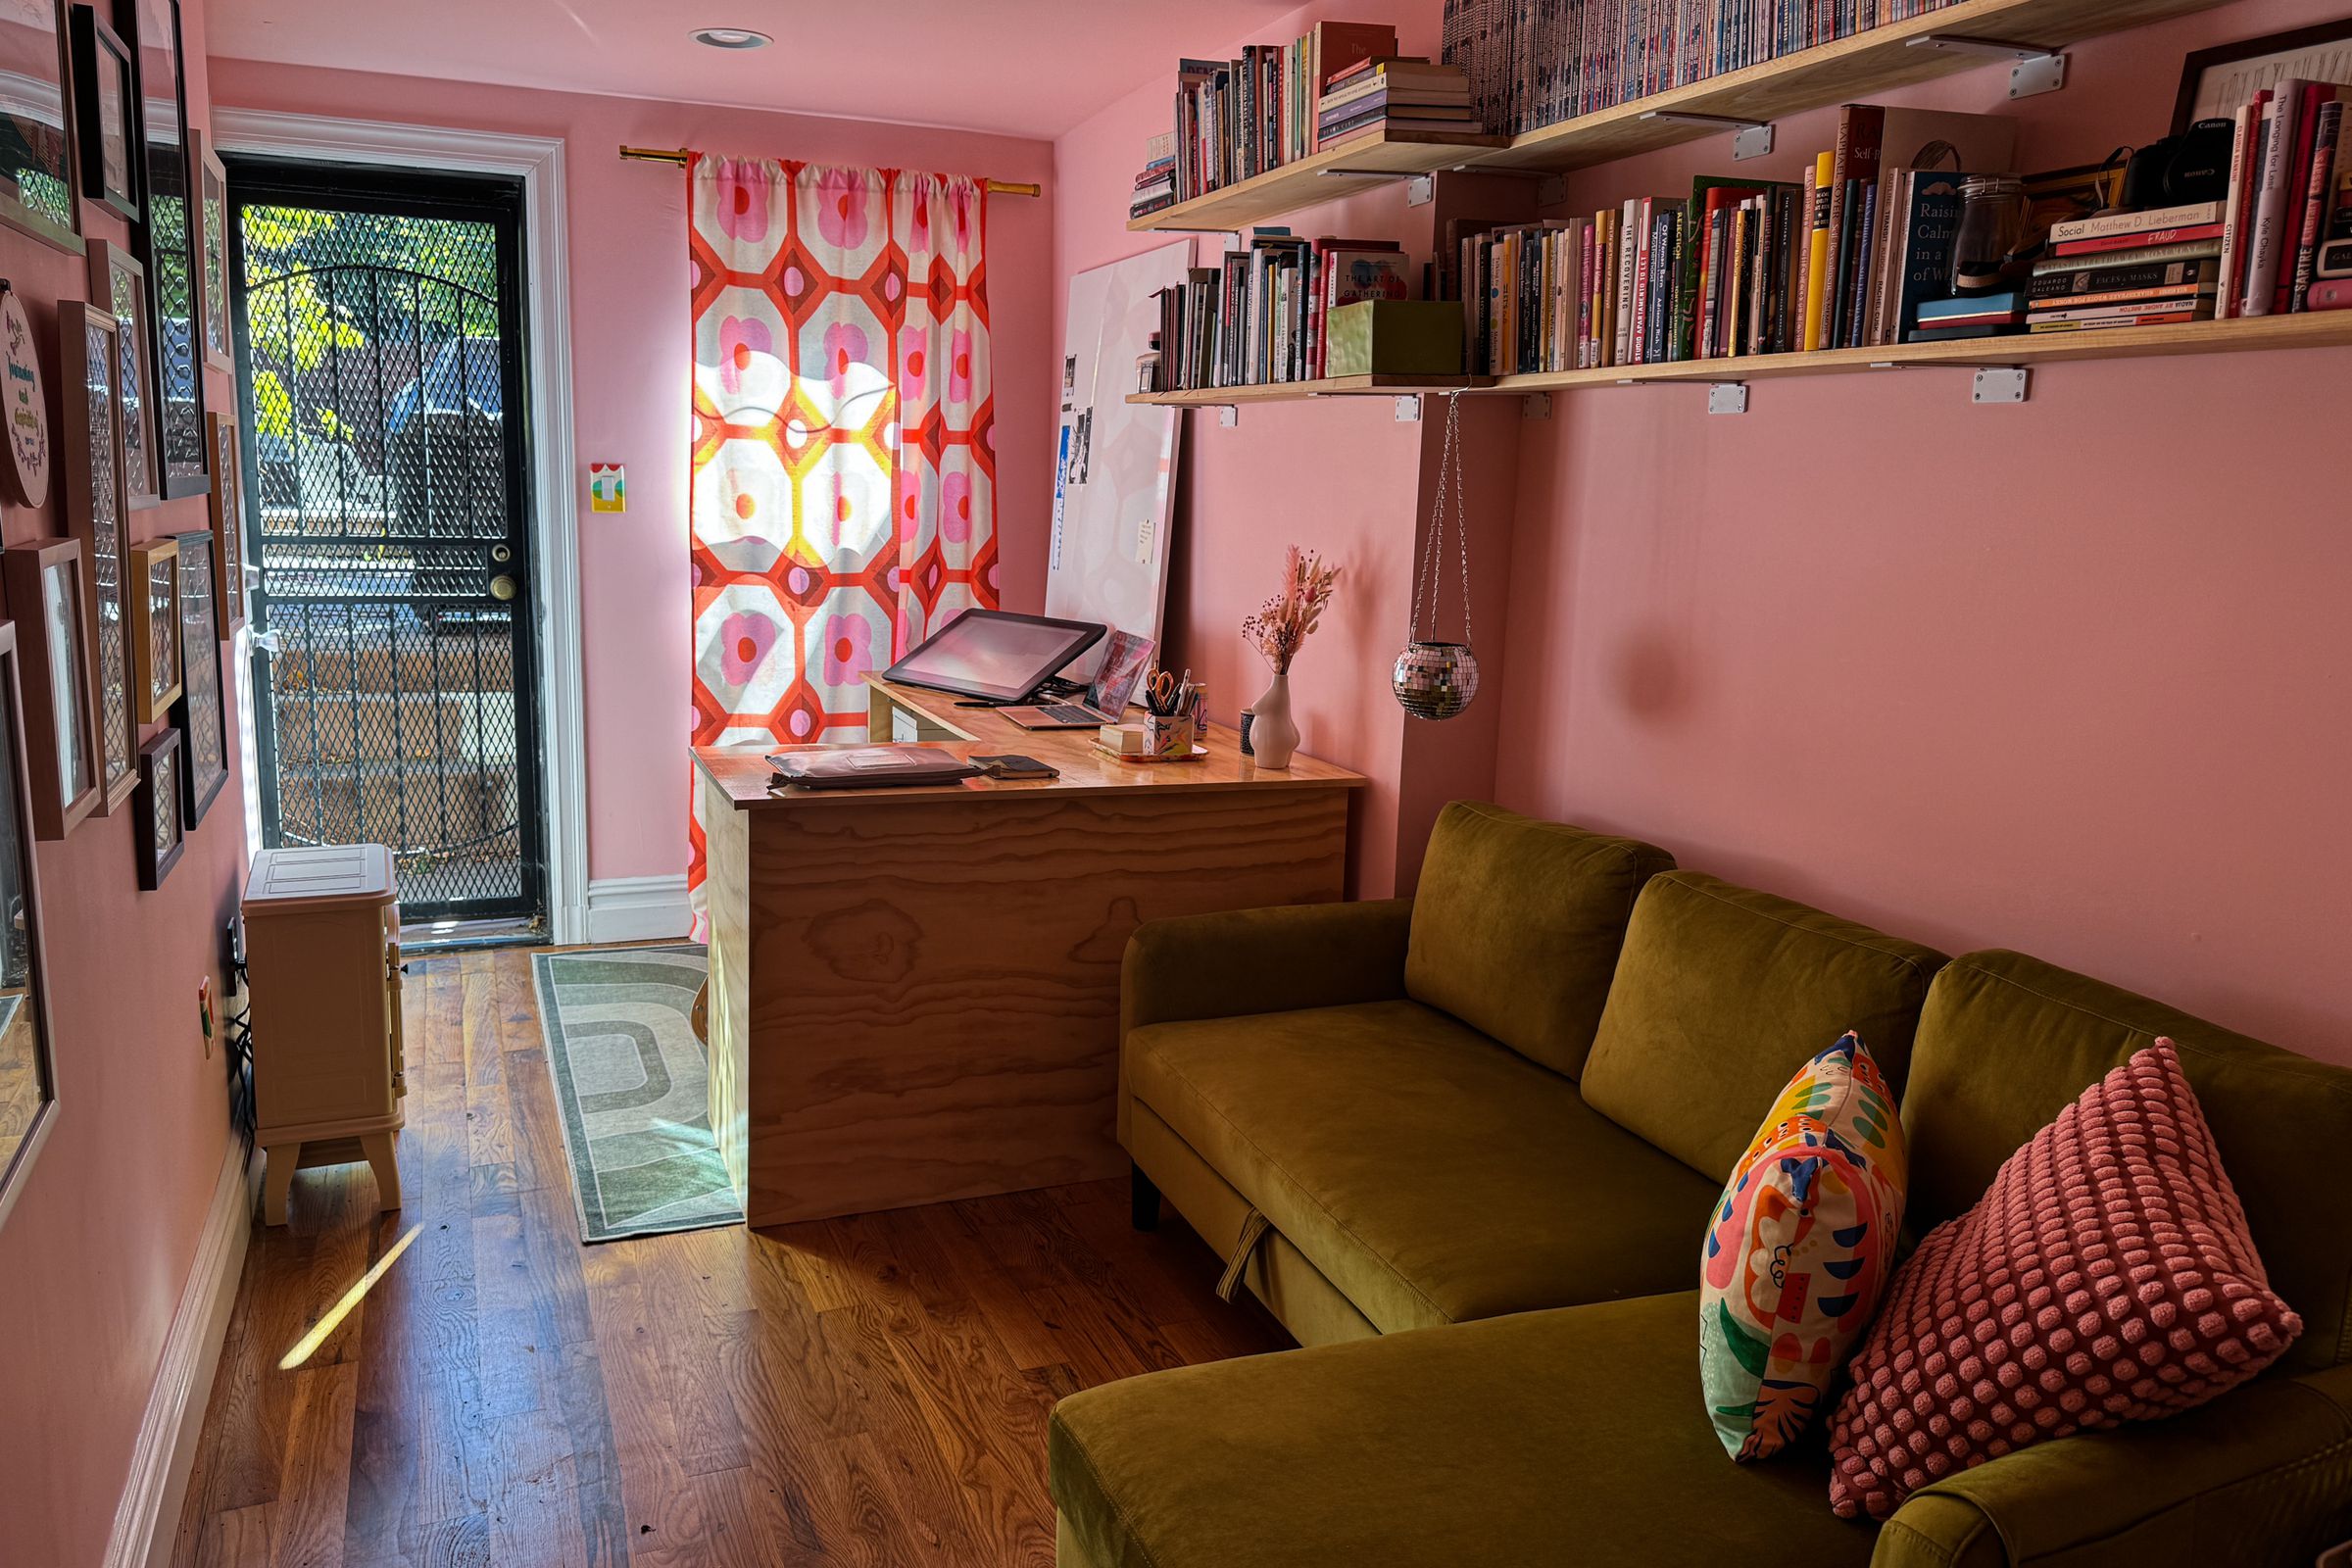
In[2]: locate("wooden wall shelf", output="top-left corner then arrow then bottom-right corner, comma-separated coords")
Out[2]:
1127,315 -> 2352,406
1129,373 -> 1494,406
1128,130 -> 1507,233
1475,0 -> 2234,175
1127,0 -> 2236,235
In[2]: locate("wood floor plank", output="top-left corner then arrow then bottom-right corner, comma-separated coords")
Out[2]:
178,941 -> 1292,1568
269,1360 -> 360,1568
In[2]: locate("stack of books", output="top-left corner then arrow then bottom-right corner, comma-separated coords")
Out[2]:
2215,81 -> 2348,318
1151,233 -> 1410,390
1130,134 -> 1177,220
1316,58 -> 1476,149
1167,22 -> 1398,204
1441,0 -> 1965,137
2026,205 -> 2223,334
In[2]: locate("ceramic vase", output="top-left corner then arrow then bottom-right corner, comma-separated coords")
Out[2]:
1250,668 -> 1299,770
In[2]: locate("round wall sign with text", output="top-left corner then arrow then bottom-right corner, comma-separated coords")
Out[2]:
1,286 -> 50,509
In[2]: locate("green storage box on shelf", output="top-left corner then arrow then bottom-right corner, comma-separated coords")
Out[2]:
1323,301 -> 1465,378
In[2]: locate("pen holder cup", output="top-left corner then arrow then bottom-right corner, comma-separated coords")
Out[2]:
1145,712 -> 1198,759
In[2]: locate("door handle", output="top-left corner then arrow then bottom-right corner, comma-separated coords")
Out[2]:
489,574 -> 517,602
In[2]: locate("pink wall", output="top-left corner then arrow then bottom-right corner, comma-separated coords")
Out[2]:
210,59 -> 1060,885
1493,0 -> 2352,1063
0,4 -> 256,1562
1055,0 -> 1500,896
1056,0 -> 2352,1053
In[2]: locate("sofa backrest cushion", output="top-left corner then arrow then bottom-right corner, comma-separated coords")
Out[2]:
1903,949 -> 2352,1378
1580,872 -> 1946,1184
1404,802 -> 1674,1078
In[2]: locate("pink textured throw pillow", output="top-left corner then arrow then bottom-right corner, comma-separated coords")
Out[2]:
1826,1039 -> 2301,1521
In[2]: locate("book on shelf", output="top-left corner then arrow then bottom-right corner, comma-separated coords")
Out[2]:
2054,222 -> 2224,257
2047,201 -> 2223,243
1147,233 -> 1412,392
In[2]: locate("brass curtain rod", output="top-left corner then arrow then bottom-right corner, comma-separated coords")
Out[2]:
618,143 -> 1041,198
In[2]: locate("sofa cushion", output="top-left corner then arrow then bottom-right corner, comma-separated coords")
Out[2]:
1125,999 -> 1719,1333
1404,801 -> 1674,1078
1701,1031 -> 1910,1461
1830,1040 -> 2303,1522
1580,872 -> 1947,1185
1903,950 -> 2352,1379
1049,1292 -> 1880,1568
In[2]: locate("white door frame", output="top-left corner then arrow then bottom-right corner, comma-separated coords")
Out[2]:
211,108 -> 590,945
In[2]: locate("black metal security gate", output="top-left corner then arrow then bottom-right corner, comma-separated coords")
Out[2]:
227,162 -> 545,926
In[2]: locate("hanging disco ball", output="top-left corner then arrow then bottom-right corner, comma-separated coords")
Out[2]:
1392,641 -> 1481,720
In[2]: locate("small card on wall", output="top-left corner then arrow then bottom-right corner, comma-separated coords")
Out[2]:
588,463 -> 625,514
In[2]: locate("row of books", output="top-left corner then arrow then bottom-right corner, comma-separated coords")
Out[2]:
2215,80 -> 2350,318
1163,21 -> 1399,204
1147,232 -> 1410,391
1440,0 -> 1967,137
1456,105 -> 2020,371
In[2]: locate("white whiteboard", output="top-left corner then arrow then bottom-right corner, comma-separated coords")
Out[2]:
1047,240 -> 1192,678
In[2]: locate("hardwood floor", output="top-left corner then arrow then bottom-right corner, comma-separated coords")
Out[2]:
169,947 -> 1288,1568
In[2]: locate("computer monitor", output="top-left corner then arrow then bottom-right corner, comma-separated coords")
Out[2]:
882,610 -> 1105,705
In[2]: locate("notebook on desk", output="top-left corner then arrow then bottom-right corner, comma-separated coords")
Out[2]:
999,629 -> 1154,730
766,746 -> 982,790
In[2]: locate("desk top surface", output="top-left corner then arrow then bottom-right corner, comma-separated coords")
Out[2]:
696,676 -> 1365,810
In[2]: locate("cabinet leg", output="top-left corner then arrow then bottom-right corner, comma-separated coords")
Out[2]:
263,1143 -> 299,1227
361,1131 -> 403,1213
1130,1162 -> 1161,1232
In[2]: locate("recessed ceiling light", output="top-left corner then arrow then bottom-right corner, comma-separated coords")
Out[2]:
692,26 -> 771,49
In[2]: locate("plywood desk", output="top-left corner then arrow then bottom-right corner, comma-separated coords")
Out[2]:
695,674 -> 1364,1227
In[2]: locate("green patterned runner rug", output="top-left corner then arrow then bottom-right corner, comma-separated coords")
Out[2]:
530,945 -> 741,1243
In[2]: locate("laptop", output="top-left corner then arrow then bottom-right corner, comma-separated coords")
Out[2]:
999,630 -> 1155,730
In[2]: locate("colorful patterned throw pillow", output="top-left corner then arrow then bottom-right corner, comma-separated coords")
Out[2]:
1827,1039 -> 2302,1521
1700,1031 -> 1908,1461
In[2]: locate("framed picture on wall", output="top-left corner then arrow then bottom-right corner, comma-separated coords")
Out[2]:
59,300 -> 136,813
67,3 -> 139,220
85,238 -> 160,508
2,285 -> 53,510
0,0 -> 85,254
0,619 -> 63,1232
127,536 -> 180,723
170,528 -> 227,825
2,540 -> 104,840
194,130 -> 231,373
120,0 -> 206,499
205,412 -> 246,631
133,724 -> 182,890
2173,20 -> 2352,133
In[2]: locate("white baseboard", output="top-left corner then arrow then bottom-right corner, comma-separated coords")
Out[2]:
584,873 -> 693,946
109,1138 -> 259,1568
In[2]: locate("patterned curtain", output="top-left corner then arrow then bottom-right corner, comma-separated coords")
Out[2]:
686,157 -> 998,922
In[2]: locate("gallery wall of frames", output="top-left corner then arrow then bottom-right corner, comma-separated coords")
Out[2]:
0,0 -> 245,1244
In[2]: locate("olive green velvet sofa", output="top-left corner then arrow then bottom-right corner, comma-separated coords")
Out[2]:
1052,802 -> 2352,1568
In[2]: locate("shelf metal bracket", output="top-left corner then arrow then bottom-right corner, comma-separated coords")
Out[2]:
1316,168 -> 1438,206
1971,367 -> 2031,404
1905,33 -> 2068,97
1869,361 -> 2034,403
1708,382 -> 1749,416
1522,392 -> 1553,419
1214,406 -> 1240,427
1395,395 -> 1424,423
1640,110 -> 1775,160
